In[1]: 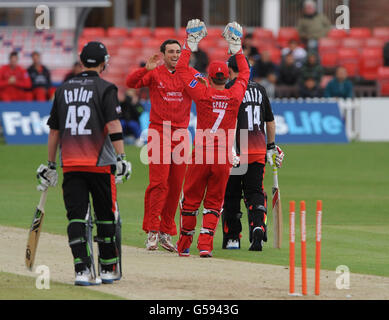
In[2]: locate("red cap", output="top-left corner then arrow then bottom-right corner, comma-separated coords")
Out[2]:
208,61 -> 229,80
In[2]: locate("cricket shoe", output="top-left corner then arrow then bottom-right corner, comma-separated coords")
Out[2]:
146,231 -> 159,250
159,232 -> 177,252
101,269 -> 121,284
249,227 -> 264,251
74,268 -> 102,286
226,239 -> 240,249
178,248 -> 190,257
199,250 -> 213,258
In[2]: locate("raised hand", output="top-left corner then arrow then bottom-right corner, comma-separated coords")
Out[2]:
146,54 -> 160,71
222,21 -> 243,55
185,19 -> 207,52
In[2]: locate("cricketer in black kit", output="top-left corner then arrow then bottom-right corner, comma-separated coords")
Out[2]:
222,55 -> 284,251
36,41 -> 131,286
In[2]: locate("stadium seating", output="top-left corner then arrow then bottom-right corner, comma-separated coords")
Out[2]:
377,67 -> 389,95
365,38 -> 385,48
319,37 -> 340,53
277,27 -> 299,48
359,48 -> 383,80
327,28 -> 348,39
342,38 -> 365,50
349,27 -> 371,39
107,27 -> 129,38
320,52 -> 338,68
252,28 -> 274,41
154,27 -> 176,39
81,27 -> 105,38
129,27 -> 152,38
337,48 -> 360,77
372,27 -> 389,41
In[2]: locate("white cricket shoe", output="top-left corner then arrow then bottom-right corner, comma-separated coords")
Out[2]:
159,232 -> 177,252
101,269 -> 121,284
146,231 -> 159,250
226,239 -> 240,249
74,268 -> 102,286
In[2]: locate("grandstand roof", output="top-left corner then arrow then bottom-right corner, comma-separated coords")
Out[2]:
0,0 -> 111,7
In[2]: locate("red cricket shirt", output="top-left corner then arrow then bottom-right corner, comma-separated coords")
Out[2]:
126,64 -> 200,129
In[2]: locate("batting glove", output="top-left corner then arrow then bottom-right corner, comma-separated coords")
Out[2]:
266,143 -> 285,168
37,162 -> 58,191
232,147 -> 240,168
116,154 -> 131,184
222,21 -> 243,55
185,19 -> 207,52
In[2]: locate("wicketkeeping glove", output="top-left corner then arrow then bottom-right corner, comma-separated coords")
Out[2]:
185,19 -> 207,52
37,162 -> 58,191
266,143 -> 285,168
116,154 -> 131,184
222,21 -> 243,55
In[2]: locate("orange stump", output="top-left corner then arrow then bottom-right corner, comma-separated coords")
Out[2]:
315,200 -> 322,296
289,201 -> 295,295
300,201 -> 307,295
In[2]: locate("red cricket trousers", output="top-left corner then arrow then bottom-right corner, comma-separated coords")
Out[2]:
179,150 -> 232,252
143,122 -> 190,235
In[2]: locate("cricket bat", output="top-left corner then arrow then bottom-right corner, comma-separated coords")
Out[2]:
272,164 -> 283,249
25,190 -> 48,270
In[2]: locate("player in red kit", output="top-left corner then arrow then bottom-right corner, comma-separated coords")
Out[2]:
126,40 -> 200,251
0,51 -> 32,101
175,19 -> 249,258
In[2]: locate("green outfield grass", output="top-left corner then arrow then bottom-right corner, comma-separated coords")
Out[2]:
0,272 -> 123,300
0,142 -> 388,277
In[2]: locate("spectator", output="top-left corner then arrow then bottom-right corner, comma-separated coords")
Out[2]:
278,53 -> 300,85
259,72 -> 277,99
0,51 -> 32,101
252,50 -> 277,82
297,0 -> 331,51
299,76 -> 323,98
299,52 -> 323,87
27,51 -> 55,101
63,62 -> 82,82
281,39 -> 307,68
384,41 -> 389,66
324,66 -> 353,98
242,33 -> 260,61
189,48 -> 209,74
119,88 -> 144,146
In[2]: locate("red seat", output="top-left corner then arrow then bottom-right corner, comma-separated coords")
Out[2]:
122,38 -> 143,48
349,28 -> 371,39
268,47 -> 281,65
377,67 -> 389,95
327,28 -> 348,39
373,27 -> 389,41
321,52 -> 338,68
130,27 -> 152,38
338,48 -> 360,77
178,27 -> 187,39
277,27 -> 299,48
318,37 -> 340,54
359,48 -> 383,80
82,27 -> 105,38
341,38 -> 365,49
252,28 -> 274,41
365,38 -> 385,49
107,27 -> 129,38
207,48 -> 228,62
206,27 -> 223,39
154,27 -> 177,39
143,38 -> 162,49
